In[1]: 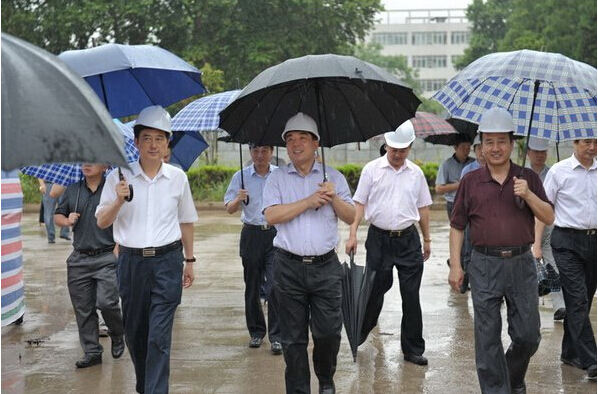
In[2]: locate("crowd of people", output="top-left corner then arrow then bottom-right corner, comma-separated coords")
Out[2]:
16,105 -> 596,394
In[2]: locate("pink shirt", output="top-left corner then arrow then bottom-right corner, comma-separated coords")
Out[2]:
353,156 -> 432,230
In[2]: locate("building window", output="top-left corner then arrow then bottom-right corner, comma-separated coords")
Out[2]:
412,55 -> 447,68
412,31 -> 447,45
420,79 -> 447,92
371,32 -> 408,45
451,31 -> 470,44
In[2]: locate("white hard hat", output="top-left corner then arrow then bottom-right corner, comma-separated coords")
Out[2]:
472,134 -> 481,146
385,120 -> 416,149
134,105 -> 172,135
282,112 -> 320,141
527,136 -> 549,151
478,107 -> 514,133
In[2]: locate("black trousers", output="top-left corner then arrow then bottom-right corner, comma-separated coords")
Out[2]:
360,225 -> 425,356
239,226 -> 280,342
551,227 -> 597,368
273,250 -> 342,394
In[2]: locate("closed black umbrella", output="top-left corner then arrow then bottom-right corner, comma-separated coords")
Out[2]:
341,252 -> 376,362
219,53 -> 420,179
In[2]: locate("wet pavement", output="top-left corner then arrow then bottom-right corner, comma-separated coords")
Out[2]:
2,207 -> 596,394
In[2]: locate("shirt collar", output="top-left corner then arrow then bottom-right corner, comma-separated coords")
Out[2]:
379,155 -> 409,172
287,161 -> 321,175
480,161 -> 519,183
569,154 -> 597,171
131,160 -> 171,180
249,163 -> 275,177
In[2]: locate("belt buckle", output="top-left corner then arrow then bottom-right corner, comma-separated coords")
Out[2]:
302,256 -> 313,264
500,250 -> 512,258
389,230 -> 402,237
142,248 -> 156,257
261,225 -> 270,230
588,229 -> 596,235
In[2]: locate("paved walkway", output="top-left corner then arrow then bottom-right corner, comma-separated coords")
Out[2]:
1,209 -> 596,393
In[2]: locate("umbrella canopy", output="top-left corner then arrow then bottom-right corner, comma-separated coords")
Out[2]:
168,130 -> 209,171
219,54 -> 420,148
341,252 -> 376,362
410,111 -> 458,140
59,43 -> 207,119
21,120 -> 140,186
173,90 -> 242,133
433,49 -> 597,142
1,33 -> 128,171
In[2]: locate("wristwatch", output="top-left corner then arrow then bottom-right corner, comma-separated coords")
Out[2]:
185,255 -> 196,263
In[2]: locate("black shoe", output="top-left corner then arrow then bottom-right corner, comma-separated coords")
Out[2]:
111,336 -> 125,359
561,355 -> 583,369
553,308 -> 566,321
248,337 -> 263,348
319,383 -> 335,394
75,354 -> 102,368
404,354 -> 428,366
587,365 -> 597,380
48,239 -> 55,244
271,341 -> 282,355
512,384 -> 526,394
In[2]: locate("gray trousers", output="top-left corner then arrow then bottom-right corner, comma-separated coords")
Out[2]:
539,224 -> 565,311
468,250 -> 541,394
67,250 -> 124,356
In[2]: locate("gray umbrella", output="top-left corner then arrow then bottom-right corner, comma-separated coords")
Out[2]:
1,33 -> 128,171
219,54 -> 420,178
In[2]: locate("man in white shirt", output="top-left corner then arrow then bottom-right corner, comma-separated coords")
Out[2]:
543,138 -> 597,381
96,105 -> 198,394
345,120 -> 432,366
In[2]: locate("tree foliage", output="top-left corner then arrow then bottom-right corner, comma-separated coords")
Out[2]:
456,0 -> 596,69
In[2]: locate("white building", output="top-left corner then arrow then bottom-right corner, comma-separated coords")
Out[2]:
368,8 -> 471,98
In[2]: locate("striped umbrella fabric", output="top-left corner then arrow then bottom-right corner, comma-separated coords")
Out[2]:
1,171 -> 25,326
172,90 -> 241,132
20,120 -> 139,186
410,111 -> 457,139
433,49 -> 597,142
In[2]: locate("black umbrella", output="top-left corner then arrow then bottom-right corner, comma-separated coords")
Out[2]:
423,118 -> 477,146
1,33 -> 128,171
341,252 -> 376,362
219,53 -> 420,179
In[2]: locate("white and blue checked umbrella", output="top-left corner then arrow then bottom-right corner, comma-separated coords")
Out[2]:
433,49 -> 597,142
172,90 -> 241,133
21,120 -> 139,186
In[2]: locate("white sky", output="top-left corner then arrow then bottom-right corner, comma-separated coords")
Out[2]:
382,0 -> 473,10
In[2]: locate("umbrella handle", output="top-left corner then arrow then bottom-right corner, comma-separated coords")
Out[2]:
349,250 -> 354,264
118,167 -> 133,202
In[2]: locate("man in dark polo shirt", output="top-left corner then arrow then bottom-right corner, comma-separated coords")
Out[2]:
55,163 -> 125,368
448,107 -> 554,394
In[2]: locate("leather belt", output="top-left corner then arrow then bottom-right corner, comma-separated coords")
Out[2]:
474,245 -> 530,258
76,245 -> 115,256
554,226 -> 597,236
243,223 -> 273,231
371,224 -> 415,237
276,248 -> 335,264
119,240 -> 182,258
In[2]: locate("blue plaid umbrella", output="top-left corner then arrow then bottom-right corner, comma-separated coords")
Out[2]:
433,49 -> 597,142
21,120 -> 139,186
172,90 -> 241,132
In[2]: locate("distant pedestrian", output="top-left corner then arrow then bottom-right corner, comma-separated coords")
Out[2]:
55,163 -> 125,369
263,112 -> 355,394
96,105 -> 198,394
345,119 -> 432,367
224,143 -> 281,355
543,137 -> 597,381
448,107 -> 554,393
38,178 -> 70,243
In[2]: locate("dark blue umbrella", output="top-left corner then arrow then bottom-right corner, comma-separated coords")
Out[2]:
58,43 -> 207,119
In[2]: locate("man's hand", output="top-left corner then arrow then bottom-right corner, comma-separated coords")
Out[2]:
345,236 -> 357,255
183,263 -> 194,288
448,262 -> 464,292
236,189 -> 248,202
513,177 -> 530,200
305,189 -> 332,209
318,181 -> 336,198
67,212 -> 81,226
422,241 -> 431,261
39,183 -> 46,194
115,180 -> 131,202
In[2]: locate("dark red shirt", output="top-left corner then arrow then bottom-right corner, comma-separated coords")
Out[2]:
450,161 -> 550,247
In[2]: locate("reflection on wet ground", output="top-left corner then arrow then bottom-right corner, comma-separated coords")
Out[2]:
2,208 -> 596,393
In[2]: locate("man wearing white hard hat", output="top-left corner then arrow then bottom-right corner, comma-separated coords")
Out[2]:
262,112 -> 355,394
96,105 -> 198,394
346,119 -> 432,366
543,137 -> 597,381
449,107 -> 554,393
526,137 -> 566,321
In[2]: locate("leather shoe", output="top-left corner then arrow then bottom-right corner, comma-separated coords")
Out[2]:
271,341 -> 282,355
561,355 -> 583,369
404,354 -> 428,366
319,383 -> 335,394
75,354 -> 102,368
248,337 -> 262,348
587,365 -> 597,380
553,308 -> 566,321
512,384 -> 526,394
111,336 -> 125,359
